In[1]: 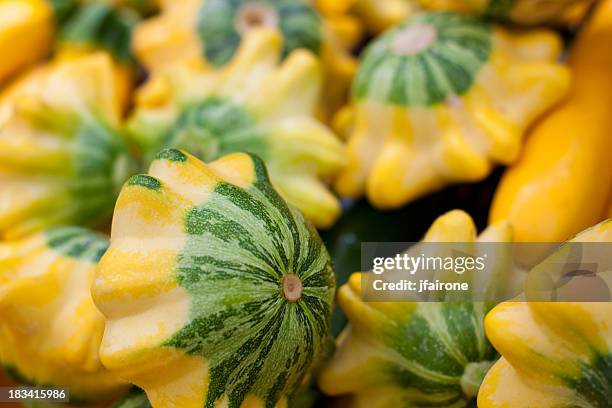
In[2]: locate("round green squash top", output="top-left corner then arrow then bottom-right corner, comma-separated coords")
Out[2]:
197,0 -> 322,66
94,149 -> 336,408
353,11 -> 492,107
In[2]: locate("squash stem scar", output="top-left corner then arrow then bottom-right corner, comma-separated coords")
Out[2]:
282,273 -> 303,302
235,3 -> 279,35
392,23 -> 437,56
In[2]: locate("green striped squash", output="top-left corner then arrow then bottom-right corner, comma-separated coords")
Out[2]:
197,0 -> 322,66
0,53 -> 135,239
92,149 -> 335,408
353,11 -> 492,107
318,210 -> 513,407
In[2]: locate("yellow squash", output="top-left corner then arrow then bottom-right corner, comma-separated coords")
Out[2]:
490,0 -> 612,243
0,0 -> 142,121
336,11 -> 570,209
0,0 -> 56,85
0,226 -> 128,400
318,210 -> 513,407
132,0 -> 361,120
478,218 -> 612,407
351,0 -> 415,34
0,0 -> 144,88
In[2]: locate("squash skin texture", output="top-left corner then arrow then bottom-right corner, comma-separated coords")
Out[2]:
132,0 -> 360,120
318,210 -> 513,407
335,11 -> 570,209
92,149 -> 336,408
478,218 -> 612,408
0,226 -> 128,400
128,29 -> 346,228
490,0 -> 612,243
0,53 -> 136,239
0,0 -> 55,85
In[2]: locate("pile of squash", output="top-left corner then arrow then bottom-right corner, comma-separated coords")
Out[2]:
0,0 -> 610,407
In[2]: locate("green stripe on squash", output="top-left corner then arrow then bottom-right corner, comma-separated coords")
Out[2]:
375,302 -> 496,406
562,352 -> 612,407
44,226 -> 109,263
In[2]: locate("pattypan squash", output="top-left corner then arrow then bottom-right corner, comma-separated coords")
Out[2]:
318,210 -> 513,407
92,149 -> 336,408
128,29 -> 345,228
132,0 -> 361,119
335,11 -> 570,209
0,52 -> 136,239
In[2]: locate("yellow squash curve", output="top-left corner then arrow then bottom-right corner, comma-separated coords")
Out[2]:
0,0 -> 55,85
490,0 -> 612,243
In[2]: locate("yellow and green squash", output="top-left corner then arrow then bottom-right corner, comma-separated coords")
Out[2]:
0,52 -> 136,239
132,0 -> 360,119
92,149 -> 336,408
335,11 -> 570,209
0,226 -> 128,400
478,218 -> 612,407
318,210 -> 513,407
128,29 -> 345,228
